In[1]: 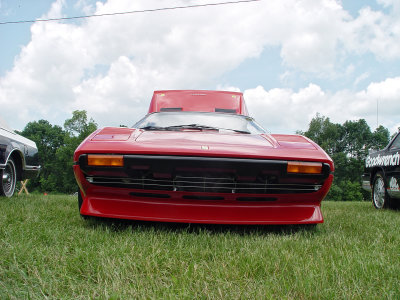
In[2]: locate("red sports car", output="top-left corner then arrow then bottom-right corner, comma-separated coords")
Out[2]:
73,90 -> 334,224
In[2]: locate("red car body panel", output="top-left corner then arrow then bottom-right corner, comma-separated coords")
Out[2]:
73,91 -> 334,224
75,130 -> 329,163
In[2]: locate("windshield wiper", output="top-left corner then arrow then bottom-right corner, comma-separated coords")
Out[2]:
139,125 -> 169,131
140,124 -> 250,134
168,124 -> 251,134
222,128 -> 251,134
140,125 -> 212,131
164,124 -> 219,131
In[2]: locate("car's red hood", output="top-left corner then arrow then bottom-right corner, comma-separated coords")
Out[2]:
135,130 -> 274,152
75,127 -> 333,165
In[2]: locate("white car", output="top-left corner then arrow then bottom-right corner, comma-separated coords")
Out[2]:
0,117 -> 40,197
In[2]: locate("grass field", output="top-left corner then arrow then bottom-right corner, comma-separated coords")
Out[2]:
0,195 -> 399,299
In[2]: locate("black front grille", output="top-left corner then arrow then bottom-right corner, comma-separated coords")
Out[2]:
85,175 -> 322,194
80,154 -> 330,195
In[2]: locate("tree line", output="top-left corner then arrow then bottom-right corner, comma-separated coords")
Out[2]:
298,114 -> 391,201
19,111 -> 391,200
19,110 -> 97,194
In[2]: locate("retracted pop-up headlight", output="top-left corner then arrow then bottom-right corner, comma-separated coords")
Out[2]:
287,161 -> 322,174
87,155 -> 124,167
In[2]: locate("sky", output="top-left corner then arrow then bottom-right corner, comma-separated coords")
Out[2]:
1,0 -> 400,135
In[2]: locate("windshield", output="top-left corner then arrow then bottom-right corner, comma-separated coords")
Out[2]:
133,112 -> 266,134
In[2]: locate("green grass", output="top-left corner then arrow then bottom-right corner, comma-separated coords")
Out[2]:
0,195 -> 399,299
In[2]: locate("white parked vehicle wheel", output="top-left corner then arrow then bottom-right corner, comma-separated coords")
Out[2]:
372,172 -> 391,209
1,158 -> 17,197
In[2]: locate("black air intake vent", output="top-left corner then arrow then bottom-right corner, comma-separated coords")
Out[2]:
85,175 -> 322,194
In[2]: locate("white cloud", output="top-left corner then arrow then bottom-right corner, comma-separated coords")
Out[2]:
279,0 -> 349,73
354,72 -> 369,86
71,56 -> 159,126
244,84 -> 332,134
377,0 -> 400,15
343,6 -> 400,60
244,77 -> 400,134
74,0 -> 96,15
215,85 -> 241,93
0,0 -> 400,132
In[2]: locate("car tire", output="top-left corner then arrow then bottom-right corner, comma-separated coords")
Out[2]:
372,172 -> 392,209
1,158 -> 17,198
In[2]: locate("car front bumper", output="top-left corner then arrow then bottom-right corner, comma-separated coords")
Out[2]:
74,164 -> 333,224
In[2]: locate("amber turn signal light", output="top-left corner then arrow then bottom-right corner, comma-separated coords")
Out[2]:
87,155 -> 124,167
287,161 -> 322,174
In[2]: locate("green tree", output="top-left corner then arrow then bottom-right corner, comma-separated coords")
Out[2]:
300,113 -> 344,156
20,111 -> 98,193
55,110 -> 98,193
20,120 -> 65,192
339,180 -> 363,202
302,114 -> 390,201
325,183 -> 343,201
341,119 -> 372,159
370,125 -> 390,150
64,110 -> 97,139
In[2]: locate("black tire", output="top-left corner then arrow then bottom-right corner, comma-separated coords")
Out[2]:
1,158 -> 17,197
372,172 -> 392,209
